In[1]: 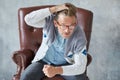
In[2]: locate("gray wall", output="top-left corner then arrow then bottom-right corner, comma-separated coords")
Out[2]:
0,0 -> 120,80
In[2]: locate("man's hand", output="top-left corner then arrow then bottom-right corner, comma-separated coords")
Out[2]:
49,4 -> 68,13
42,65 -> 56,78
42,65 -> 63,78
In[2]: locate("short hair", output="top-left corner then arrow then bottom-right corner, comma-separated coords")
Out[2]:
54,3 -> 77,21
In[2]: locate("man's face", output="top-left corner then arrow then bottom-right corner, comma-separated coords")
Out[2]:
54,14 -> 76,39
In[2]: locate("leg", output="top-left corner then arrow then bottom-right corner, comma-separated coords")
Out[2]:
20,61 -> 45,80
61,72 -> 86,80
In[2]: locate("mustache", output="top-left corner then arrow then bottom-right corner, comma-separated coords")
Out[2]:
64,32 -> 70,35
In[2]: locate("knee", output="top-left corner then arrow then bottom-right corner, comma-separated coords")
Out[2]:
20,70 -> 44,80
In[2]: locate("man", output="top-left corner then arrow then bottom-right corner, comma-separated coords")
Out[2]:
20,3 -> 87,80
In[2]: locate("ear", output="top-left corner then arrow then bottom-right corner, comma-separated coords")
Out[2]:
53,20 -> 58,27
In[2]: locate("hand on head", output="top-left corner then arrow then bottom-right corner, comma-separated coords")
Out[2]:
49,3 -> 76,13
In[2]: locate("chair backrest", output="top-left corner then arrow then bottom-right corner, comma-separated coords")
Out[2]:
18,5 -> 93,53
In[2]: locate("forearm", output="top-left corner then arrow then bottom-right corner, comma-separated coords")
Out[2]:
24,8 -> 51,28
62,53 -> 87,75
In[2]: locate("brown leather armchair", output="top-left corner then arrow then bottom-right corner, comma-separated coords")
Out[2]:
12,5 -> 93,80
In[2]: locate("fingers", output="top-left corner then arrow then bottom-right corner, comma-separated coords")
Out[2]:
43,65 -> 53,77
42,65 -> 50,74
42,65 -> 56,78
43,65 -> 47,68
50,3 -> 68,13
55,4 -> 68,12
43,65 -> 50,69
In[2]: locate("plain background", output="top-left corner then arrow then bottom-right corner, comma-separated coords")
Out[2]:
0,0 -> 120,80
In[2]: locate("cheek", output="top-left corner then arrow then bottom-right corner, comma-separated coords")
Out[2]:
57,28 -> 63,34
70,30 -> 74,34
60,30 -> 64,35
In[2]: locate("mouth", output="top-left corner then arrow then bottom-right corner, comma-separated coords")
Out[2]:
64,32 -> 70,35
63,33 -> 70,38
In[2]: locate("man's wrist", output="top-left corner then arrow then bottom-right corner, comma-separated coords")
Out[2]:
55,66 -> 63,74
49,6 -> 56,13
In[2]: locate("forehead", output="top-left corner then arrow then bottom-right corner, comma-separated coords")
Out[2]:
57,14 -> 76,24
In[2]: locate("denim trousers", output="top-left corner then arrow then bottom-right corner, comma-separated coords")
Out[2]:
20,60 -> 86,80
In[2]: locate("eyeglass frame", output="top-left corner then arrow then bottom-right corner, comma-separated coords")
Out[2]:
56,21 -> 77,30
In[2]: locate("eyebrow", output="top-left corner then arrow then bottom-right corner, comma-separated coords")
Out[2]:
59,22 -> 76,26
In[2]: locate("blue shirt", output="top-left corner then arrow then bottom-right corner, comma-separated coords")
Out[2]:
42,31 -> 67,65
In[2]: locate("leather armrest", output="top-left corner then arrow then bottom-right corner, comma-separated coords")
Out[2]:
12,49 -> 35,69
12,49 -> 35,80
87,53 -> 92,66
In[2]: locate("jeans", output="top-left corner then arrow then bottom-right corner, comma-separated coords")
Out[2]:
20,60 -> 86,80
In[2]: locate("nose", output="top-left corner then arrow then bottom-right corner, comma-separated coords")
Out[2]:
64,27 -> 69,33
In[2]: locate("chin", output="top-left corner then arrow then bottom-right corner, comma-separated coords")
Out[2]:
62,35 -> 70,39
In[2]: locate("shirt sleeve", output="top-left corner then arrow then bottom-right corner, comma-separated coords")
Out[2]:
24,8 -> 51,28
61,46 -> 87,75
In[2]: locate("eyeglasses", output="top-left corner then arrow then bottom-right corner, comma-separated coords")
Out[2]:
57,21 -> 76,30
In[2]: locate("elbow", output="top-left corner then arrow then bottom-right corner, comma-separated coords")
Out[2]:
24,15 -> 31,25
79,65 -> 86,74
76,64 -> 86,75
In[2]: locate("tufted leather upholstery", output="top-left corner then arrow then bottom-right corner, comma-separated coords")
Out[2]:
12,5 -> 93,80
